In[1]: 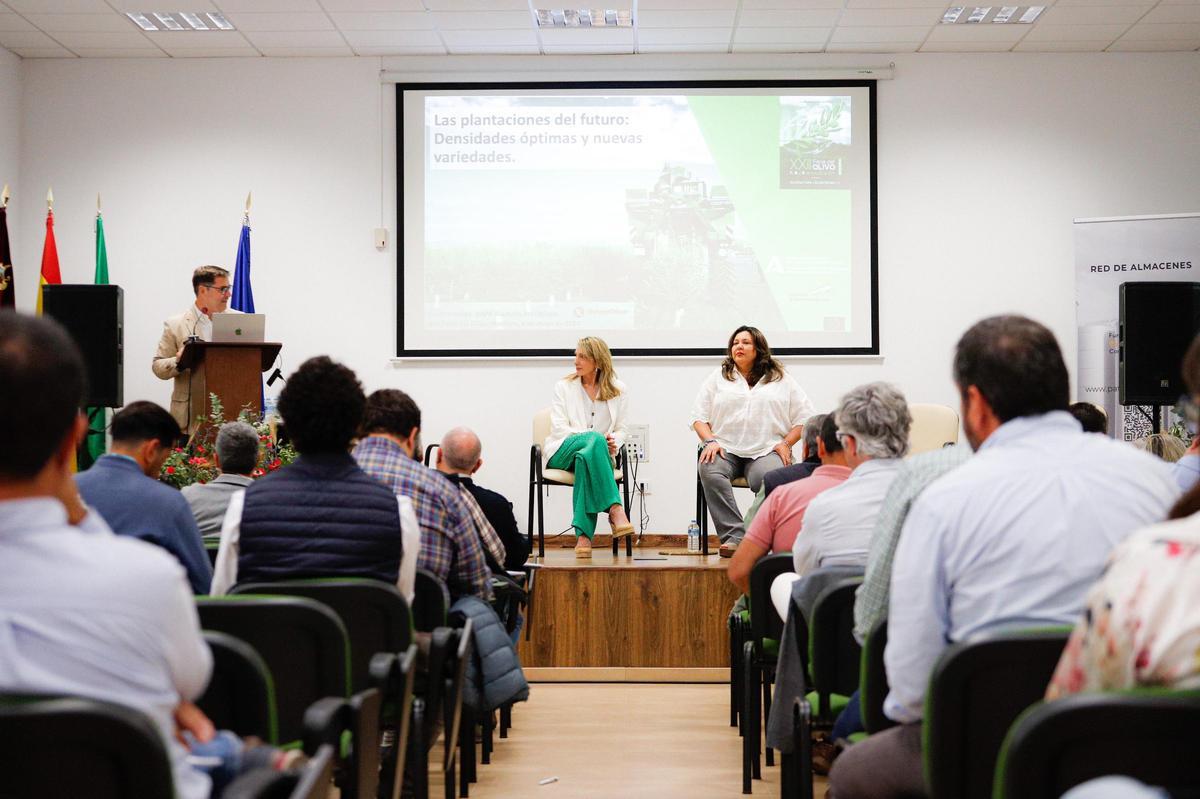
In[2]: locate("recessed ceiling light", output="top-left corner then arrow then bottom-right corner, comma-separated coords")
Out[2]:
992,5 -> 1018,22
152,12 -> 184,31
126,11 -> 158,30
940,3 -> 1042,23
535,8 -> 634,27
941,6 -> 965,23
1018,5 -> 1044,22
126,11 -> 237,31
966,7 -> 992,23
178,11 -> 208,30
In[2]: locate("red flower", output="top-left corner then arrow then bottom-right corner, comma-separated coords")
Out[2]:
174,447 -> 184,453
197,446 -> 206,454
270,459 -> 281,468
166,466 -> 176,474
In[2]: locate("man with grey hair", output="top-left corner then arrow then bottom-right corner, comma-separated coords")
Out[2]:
435,427 -> 529,570
182,421 -> 258,536
791,382 -> 911,577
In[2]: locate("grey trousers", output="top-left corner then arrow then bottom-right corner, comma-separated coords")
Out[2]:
698,451 -> 785,543
827,722 -> 926,799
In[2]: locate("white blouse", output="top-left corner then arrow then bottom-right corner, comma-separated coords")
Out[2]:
543,376 -> 630,463
690,366 -> 815,459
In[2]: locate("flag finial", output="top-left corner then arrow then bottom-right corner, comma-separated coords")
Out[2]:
1,184 -> 8,208
46,187 -> 53,209
97,193 -> 102,213
244,191 -> 252,215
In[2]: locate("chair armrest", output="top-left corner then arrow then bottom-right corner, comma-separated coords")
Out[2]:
301,697 -> 351,755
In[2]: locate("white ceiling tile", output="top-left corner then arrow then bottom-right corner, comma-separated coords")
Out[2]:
351,44 -> 445,54
539,26 -> 634,44
211,0 -> 322,11
52,31 -> 158,47
738,8 -> 840,26
256,45 -> 353,55
430,10 -> 531,29
1158,0 -> 1200,6
1022,22 -> 1133,38
830,24 -> 933,40
637,8 -> 737,26
825,40 -> 922,50
0,12 -> 35,30
3,0 -> 109,11
1054,0 -> 1154,7
316,0 -> 424,10
1038,5 -> 1149,23
730,41 -> 823,51
1014,37 -> 1113,47
144,30 -> 253,48
638,26 -> 730,43
734,26 -> 831,42
741,0 -> 837,7
424,0 -> 535,8
542,43 -> 635,52
838,7 -> 942,24
638,42 -> 730,51
1119,21 -> 1200,36
328,11 -> 432,28
440,27 -> 535,45
919,39 -> 1017,49
105,0 -> 219,8
0,29 -> 60,47
446,43 -> 539,53
224,12 -> 334,30
341,28 -> 441,45
638,0 -> 736,8
1108,36 -> 1200,46
845,0 -> 948,9
241,30 -> 344,46
73,46 -> 169,55
10,46 -> 75,55
24,13 -> 132,31
159,46 -> 260,56
1141,4 -> 1200,21
924,22 -> 1030,40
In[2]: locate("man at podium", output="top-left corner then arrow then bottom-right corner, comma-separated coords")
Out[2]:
151,265 -> 231,435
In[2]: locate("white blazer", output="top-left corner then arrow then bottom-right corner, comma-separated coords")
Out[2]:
543,376 -> 630,463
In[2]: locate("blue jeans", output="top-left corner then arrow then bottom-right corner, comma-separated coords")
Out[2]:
186,730 -> 246,797
830,689 -> 863,742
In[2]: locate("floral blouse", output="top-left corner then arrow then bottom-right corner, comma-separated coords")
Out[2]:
1047,514 -> 1200,699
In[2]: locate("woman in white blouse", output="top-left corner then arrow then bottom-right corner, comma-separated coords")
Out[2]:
691,326 -> 815,553
544,336 -> 635,558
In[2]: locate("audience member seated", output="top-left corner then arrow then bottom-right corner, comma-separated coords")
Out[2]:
1068,400 -> 1109,434
434,426 -> 530,571
728,415 -> 849,593
1048,334 -> 1200,699
1134,432 -> 1187,463
791,382 -> 911,578
182,421 -> 257,536
741,413 -> 827,530
210,356 -> 419,601
828,315 -> 1180,799
354,389 -> 492,600
76,400 -> 212,594
0,312 -> 297,799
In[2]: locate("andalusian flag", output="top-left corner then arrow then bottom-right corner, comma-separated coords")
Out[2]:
35,192 -> 61,315
0,186 -> 13,309
82,203 -> 110,467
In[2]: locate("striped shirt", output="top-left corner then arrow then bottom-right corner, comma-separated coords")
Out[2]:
353,436 -> 492,600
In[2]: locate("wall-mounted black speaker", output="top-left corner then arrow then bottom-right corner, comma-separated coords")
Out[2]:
1119,281 -> 1200,406
41,284 -> 124,408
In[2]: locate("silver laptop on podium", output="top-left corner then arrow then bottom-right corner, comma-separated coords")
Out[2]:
211,312 -> 266,343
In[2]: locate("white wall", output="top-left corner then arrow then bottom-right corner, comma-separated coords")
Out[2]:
0,48 -> 20,261
16,52 -> 1200,534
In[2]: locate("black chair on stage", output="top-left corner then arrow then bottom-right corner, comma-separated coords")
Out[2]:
695,445 -> 751,557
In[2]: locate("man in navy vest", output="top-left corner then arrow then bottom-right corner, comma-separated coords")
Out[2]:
76,401 -> 213,594
208,356 -> 419,600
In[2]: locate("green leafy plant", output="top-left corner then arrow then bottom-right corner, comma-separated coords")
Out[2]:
159,394 -> 296,489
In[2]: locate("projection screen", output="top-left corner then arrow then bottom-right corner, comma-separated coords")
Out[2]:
397,81 -> 878,357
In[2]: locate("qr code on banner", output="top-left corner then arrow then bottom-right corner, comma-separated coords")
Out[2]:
1121,406 -> 1155,442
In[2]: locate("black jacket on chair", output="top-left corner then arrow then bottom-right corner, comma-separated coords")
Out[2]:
456,476 -> 530,570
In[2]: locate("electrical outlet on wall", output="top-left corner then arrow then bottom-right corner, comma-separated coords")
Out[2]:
627,424 -> 649,462
638,480 -> 651,494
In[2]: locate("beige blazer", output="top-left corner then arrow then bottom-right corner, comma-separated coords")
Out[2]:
152,304 -> 204,434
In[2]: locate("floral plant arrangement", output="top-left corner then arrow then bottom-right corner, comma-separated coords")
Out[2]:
159,394 -> 296,489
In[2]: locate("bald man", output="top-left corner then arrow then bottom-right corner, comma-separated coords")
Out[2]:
435,427 -> 530,570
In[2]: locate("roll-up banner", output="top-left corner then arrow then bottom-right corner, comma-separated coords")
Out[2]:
1074,213 -> 1200,440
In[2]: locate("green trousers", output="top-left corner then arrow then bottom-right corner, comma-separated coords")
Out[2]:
547,431 -> 621,540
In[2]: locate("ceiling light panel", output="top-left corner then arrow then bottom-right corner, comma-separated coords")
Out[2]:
536,8 -> 634,27
940,4 -> 1043,22
126,11 -> 237,31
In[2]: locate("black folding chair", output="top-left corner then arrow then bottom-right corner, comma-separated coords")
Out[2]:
743,552 -> 795,793
808,577 -> 863,723
198,630 -> 277,742
859,617 -> 894,735
413,568 -> 452,633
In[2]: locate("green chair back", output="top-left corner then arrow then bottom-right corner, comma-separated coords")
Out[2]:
198,630 -> 279,743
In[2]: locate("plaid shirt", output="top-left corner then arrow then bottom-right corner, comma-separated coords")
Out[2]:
353,436 -> 492,600
853,446 -> 971,642
444,474 -> 507,569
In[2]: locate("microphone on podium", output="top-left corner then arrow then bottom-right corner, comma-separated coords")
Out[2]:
185,306 -> 209,345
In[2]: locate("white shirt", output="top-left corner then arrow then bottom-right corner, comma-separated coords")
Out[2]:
690,367 -> 815,458
543,376 -> 630,463
792,458 -> 903,576
209,490 -> 421,603
883,412 -> 1180,724
0,498 -> 213,799
586,381 -> 614,434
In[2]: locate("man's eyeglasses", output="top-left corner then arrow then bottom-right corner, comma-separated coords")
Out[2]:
835,430 -> 855,444
203,284 -> 233,295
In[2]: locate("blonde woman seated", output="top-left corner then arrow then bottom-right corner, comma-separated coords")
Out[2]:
543,336 -> 635,558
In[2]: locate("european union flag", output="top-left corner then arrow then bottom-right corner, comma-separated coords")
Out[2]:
232,219 -> 254,313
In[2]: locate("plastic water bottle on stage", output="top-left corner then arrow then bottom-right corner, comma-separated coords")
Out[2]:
687,520 -> 700,552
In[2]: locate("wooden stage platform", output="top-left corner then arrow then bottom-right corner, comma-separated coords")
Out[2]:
516,536 -> 741,682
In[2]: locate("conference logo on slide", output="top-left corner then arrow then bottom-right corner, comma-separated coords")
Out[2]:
778,97 -> 852,189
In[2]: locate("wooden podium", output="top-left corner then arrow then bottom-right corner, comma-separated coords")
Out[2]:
178,341 -> 281,438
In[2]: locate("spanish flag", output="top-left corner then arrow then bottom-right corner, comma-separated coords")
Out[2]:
35,199 -> 61,315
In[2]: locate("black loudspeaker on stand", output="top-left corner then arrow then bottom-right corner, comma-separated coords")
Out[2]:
41,284 -> 124,408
